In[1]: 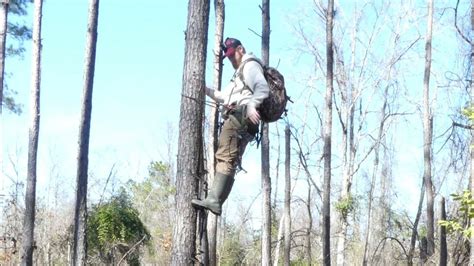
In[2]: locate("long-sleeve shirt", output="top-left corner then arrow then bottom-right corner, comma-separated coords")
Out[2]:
206,53 -> 270,110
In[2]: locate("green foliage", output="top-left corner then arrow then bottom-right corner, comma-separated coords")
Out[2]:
126,161 -> 175,264
87,188 -> 150,265
3,87 -> 22,114
335,194 -> 358,222
418,225 -> 427,238
6,0 -> 32,57
128,161 -> 175,203
2,0 -> 33,114
9,0 -> 33,16
438,190 -> 474,239
127,161 -> 175,219
220,224 -> 246,265
461,106 -> 474,123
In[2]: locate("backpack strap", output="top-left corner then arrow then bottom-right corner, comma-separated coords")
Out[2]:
237,58 -> 264,94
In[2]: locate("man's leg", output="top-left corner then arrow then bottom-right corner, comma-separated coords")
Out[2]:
191,118 -> 239,215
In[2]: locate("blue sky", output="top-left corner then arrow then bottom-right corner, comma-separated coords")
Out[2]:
1,0 -> 297,204
1,0 -> 471,224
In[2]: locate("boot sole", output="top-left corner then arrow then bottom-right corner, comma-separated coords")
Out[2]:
191,201 -> 221,216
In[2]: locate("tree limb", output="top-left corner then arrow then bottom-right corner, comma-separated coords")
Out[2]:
454,0 -> 471,45
117,235 -> 147,266
453,121 -> 472,130
371,236 -> 409,265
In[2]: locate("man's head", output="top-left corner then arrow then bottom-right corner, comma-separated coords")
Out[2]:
222,37 -> 246,69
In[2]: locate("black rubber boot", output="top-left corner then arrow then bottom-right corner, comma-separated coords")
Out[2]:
192,172 -> 234,215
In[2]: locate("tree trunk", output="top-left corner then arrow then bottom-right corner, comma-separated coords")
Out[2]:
273,126 -> 281,210
408,179 -> 425,266
419,236 -> 428,262
261,122 -> 271,266
306,179 -> 312,265
422,0 -> 435,257
206,1 -> 224,265
0,0 -> 8,193
322,0 -> 334,265
197,151 -> 209,266
273,215 -> 285,266
72,0 -> 99,264
20,0 -> 42,264
335,60 -> 349,266
261,0 -> 272,265
470,0 -> 474,264
0,0 -> 7,114
284,126 -> 291,266
170,0 -> 210,265
335,119 -> 353,266
439,197 -> 447,266
362,87 -> 389,265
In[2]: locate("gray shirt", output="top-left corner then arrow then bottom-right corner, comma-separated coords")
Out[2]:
206,53 -> 270,110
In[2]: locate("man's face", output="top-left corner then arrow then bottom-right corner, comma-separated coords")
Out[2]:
228,46 -> 243,69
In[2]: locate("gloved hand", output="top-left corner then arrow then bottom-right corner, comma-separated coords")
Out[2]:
246,105 -> 260,125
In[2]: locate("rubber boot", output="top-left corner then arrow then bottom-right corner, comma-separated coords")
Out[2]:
191,172 -> 234,215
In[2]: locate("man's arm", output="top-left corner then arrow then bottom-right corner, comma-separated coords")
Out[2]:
243,60 -> 270,124
205,87 -> 225,103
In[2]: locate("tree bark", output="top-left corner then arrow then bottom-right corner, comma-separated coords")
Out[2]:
273,215 -> 285,266
72,0 -> 99,264
292,130 -> 315,264
335,102 -> 353,266
0,0 -> 7,114
261,0 -> 272,265
0,1 -> 8,185
363,84 -> 393,265
422,0 -> 435,257
306,179 -> 313,265
470,0 -> 474,264
284,126 -> 291,266
206,1 -> 224,265
20,0 -> 42,264
439,197 -> 447,266
408,179 -> 425,266
170,0 -> 210,265
322,0 -> 334,265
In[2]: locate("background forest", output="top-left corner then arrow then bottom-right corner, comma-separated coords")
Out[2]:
1,0 -> 473,265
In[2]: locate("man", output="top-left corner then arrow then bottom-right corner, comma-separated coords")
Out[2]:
191,37 -> 269,215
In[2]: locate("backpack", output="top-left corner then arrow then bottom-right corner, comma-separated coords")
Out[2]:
239,58 -> 289,123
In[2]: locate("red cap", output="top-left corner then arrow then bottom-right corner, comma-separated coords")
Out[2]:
222,37 -> 242,58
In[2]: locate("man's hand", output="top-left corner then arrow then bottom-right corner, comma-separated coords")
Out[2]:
223,104 -> 236,111
246,105 -> 260,125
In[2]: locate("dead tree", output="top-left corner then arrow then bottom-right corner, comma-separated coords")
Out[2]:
439,197 -> 447,266
470,0 -> 474,264
284,125 -> 291,266
408,180 -> 425,266
322,0 -> 334,264
205,1 -> 225,265
20,0 -> 42,264
422,0 -> 435,257
0,0 -> 8,113
72,0 -> 99,264
261,0 -> 272,265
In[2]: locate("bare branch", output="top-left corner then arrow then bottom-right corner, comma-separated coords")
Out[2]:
248,27 -> 262,38
388,36 -> 422,69
117,235 -> 147,265
289,128 -> 323,199
371,237 -> 409,264
98,163 -> 116,206
454,0 -> 471,45
453,121 -> 473,130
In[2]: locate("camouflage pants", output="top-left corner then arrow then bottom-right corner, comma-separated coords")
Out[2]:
215,105 -> 259,176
